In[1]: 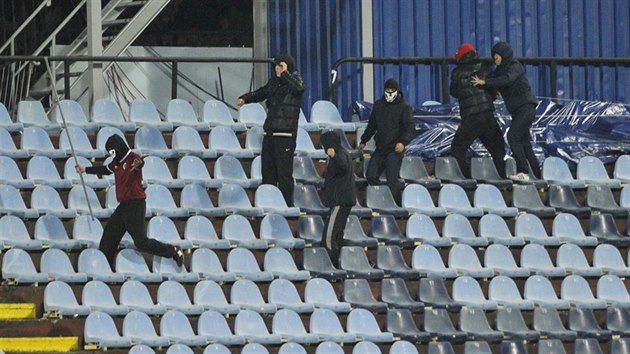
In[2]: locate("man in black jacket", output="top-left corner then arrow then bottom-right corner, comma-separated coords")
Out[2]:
450,43 -> 506,178
320,131 -> 356,267
236,54 -> 306,205
358,78 -> 415,205
472,41 -> 541,181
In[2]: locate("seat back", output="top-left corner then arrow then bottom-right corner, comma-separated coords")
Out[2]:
147,216 -> 181,244
406,214 -> 441,240
380,278 -> 415,303
44,280 -> 81,309
524,275 -> 560,301
424,308 -> 458,332
40,248 -> 77,275
533,308 -> 566,332
310,308 -> 345,334
520,244 -> 555,269
371,214 -> 404,239
577,156 -> 611,181
400,156 -> 432,181
60,126 -> 95,152
352,341 -> 381,354
298,215 -> 324,243
587,184 -> 621,208
542,157 -> 574,181
0,156 -> 25,181
78,249 -> 114,275
561,275 -> 596,301
412,245 -> 447,270
185,216 -> 220,243
245,126 -> 264,151
272,308 -> 308,335
158,280 -> 193,307
293,156 -> 323,183
209,126 -> 243,150
367,185 -> 400,208
92,99 -> 126,124
264,247 -> 300,273
85,311 -> 123,340
17,100 -> 51,125
427,342 -> 456,354
160,310 -> 195,337
31,185 -> 67,211
597,274 -> 630,301
496,308 -> 530,332
435,156 -> 467,180
305,278 -> 339,305
293,184 -> 326,210
116,249 -> 152,274
123,310 -> 160,339
0,215 -> 32,243
238,103 -> 267,126
83,280 -> 119,307
180,183 -> 216,209
96,126 -> 127,150
0,185 -> 29,210
343,278 -> 378,303
241,344 -> 269,354
474,183 -> 508,208
614,155 -> 630,181
515,214 -> 548,238
548,184 -> 582,209
177,155 -> 212,180
443,213 -> 476,239
235,309 -> 271,335
418,277 -> 455,303
198,310 -> 234,336
498,341 -> 528,354
485,244 -> 519,269
135,125 -> 170,151
569,309 -> 605,333
471,156 -> 503,180
512,184 -> 547,209
120,280 -> 155,307
376,245 -> 409,270
278,342 -> 306,354
593,244 -> 626,269
452,276 -> 486,301
172,126 -> 206,151
21,126 -> 56,151
145,184 -> 179,210
489,276 -> 524,301
26,155 -> 62,181
34,214 -> 71,242
402,184 -> 437,208
557,243 -> 591,269
222,214 -> 257,242
552,213 -> 587,238
340,246 -> 374,271
255,185 -> 291,209
268,278 -> 302,305
218,183 -> 253,208
590,213 -> 624,238
202,100 -> 234,125
479,214 -> 513,239
459,307 -> 495,333
439,185 -> 474,211
166,99 -> 199,125
448,244 -> 483,269
573,338 -> 604,354
193,280 -> 230,307
215,155 -> 248,181
311,100 -> 343,125
129,99 -> 161,125
231,279 -> 266,305
226,247 -> 262,273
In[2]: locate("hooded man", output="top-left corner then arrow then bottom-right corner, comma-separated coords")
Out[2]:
236,54 -> 306,205
472,41 -> 541,181
75,134 -> 184,267
449,43 -> 506,179
358,78 -> 415,205
320,130 -> 356,267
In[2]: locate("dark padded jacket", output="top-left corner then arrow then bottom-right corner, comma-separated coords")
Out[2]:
321,131 -> 356,207
239,71 -> 305,137
449,51 -> 496,117
484,41 -> 538,113
360,91 -> 416,152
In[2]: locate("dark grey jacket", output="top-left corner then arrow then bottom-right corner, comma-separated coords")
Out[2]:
321,131 -> 356,207
360,92 -> 416,152
450,50 -> 496,117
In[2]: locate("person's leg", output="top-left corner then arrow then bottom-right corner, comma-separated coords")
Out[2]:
478,112 -> 507,179
519,105 -> 542,179
273,136 -> 297,206
507,106 -> 535,175
261,135 -> 278,186
99,206 -> 128,267
365,150 -> 386,185
450,117 -> 480,178
384,151 -> 404,205
322,205 -> 352,268
123,200 -> 177,259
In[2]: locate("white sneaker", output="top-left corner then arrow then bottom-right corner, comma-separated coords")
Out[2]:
509,173 -> 530,181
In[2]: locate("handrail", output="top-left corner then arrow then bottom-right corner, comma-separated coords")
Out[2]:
0,0 -> 51,55
32,0 -> 87,57
330,56 -> 630,105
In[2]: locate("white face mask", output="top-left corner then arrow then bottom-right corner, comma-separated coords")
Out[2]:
384,90 -> 398,103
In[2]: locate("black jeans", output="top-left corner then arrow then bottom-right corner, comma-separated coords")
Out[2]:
366,149 -> 404,205
451,110 -> 506,178
99,199 -> 175,267
261,135 -> 296,206
322,205 -> 352,268
507,104 -> 541,178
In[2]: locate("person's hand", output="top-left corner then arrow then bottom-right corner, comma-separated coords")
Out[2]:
326,148 -> 335,158
358,143 -> 366,154
395,143 -> 405,153
131,158 -> 143,171
471,75 -> 485,86
279,62 -> 288,73
75,164 -> 86,173
235,98 -> 245,107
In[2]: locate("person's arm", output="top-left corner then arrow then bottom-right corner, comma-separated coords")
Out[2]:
279,71 -> 306,96
237,80 -> 273,105
399,105 -> 416,147
326,148 -> 349,176
449,69 -> 460,99
76,164 -> 111,175
360,108 -> 377,145
479,62 -> 524,88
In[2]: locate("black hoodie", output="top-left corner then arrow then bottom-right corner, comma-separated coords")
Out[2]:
484,41 -> 538,112
86,134 -> 138,175
449,50 -> 496,117
320,131 -> 356,207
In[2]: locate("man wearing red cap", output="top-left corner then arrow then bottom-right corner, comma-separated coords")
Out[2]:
449,43 -> 506,179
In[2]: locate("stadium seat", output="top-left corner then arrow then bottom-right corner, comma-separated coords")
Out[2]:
568,309 -> 613,340
279,342 -> 307,354
190,248 -> 236,282
180,183 -> 227,217
293,184 -> 328,215
434,156 -> 477,189
202,99 -> 246,131
574,339 -> 605,354
31,185 -> 77,218
208,126 -> 254,158
367,185 -> 409,217
515,213 -> 561,245
423,308 -> 468,342
134,125 -> 178,158
470,156 -> 512,189
0,127 -> 28,158
351,197 -> 373,217
411,244 -> 458,278
231,279 -> 277,314
343,214 -> 378,248
44,280 -> 90,316
295,127 -> 327,158
310,100 -> 356,131
91,99 -> 135,132
0,155 -> 34,188
160,310 -> 209,346
166,344 -> 194,354
442,213 -> 489,247
237,103 -> 266,127
268,278 -> 314,313
26,155 -> 72,189
418,277 -> 462,312
34,214 -> 81,249
343,278 -> 388,312
177,155 -> 222,188
622,186 -> 630,208
547,184 -> 591,217
241,343 -> 269,354
523,275 -> 570,309
245,125 -> 263,154
82,280 -> 129,315
376,245 -> 420,279
215,155 -> 259,188
577,156 -> 622,188
427,342 -> 456,354
17,100 -> 61,132
561,275 -> 608,309
297,214 -> 324,246
153,254 -> 200,283
147,216 -> 194,250
142,156 -> 186,188
488,276 -> 535,309
293,156 -> 325,187
218,183 -> 264,217
613,155 -> 630,183
264,248 -> 310,280
520,244 -> 567,277
593,244 -> 630,277
235,309 -> 283,344
590,213 -> 630,246
459,308 -> 504,342
452,276 -> 498,310
371,215 -> 415,247
0,102 -> 22,132
0,215 -> 45,250
226,247 -> 274,281
448,244 -> 494,277
556,243 -> 603,277
552,213 -> 597,246
586,184 -> 630,216
40,248 -> 88,283
385,309 -> 431,344
542,156 -> 586,188
115,249 -> 163,283
222,214 -> 270,249
605,308 -> 630,338
406,214 -> 452,247
612,338 -> 630,354
171,126 -> 217,158
259,214 -> 304,248
251,155 -> 262,181
197,310 -> 246,346
302,247 -> 347,280
512,184 -> 557,217
60,126 -> 104,158
122,311 -> 170,347
379,278 -> 424,311
495,307 -> 540,341
400,156 -> 441,189
473,184 -> 519,217
119,280 -> 166,315
310,308 -> 358,343
463,341 -> 494,354
401,184 -> 448,217
0,185 -> 38,219
68,185 -> 112,219
597,275 -> 630,307
22,126 -> 66,158
478,214 -> 525,246
193,280 -> 239,315
158,280 -> 206,315
272,309 -> 319,344
304,278 -> 351,313
347,308 -> 394,343
78,249 -> 125,283
532,307 -> 577,341
498,341 -> 529,354
484,244 -> 530,277
340,246 -> 384,280
166,98 -> 209,131
129,99 -> 173,131
298,108 -> 319,132
145,184 -> 189,218
84,311 -> 133,349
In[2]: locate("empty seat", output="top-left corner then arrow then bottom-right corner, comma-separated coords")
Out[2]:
524,275 -> 570,309
418,277 -> 462,312
226,247 -> 274,282
68,185 -> 113,219
520,244 -> 567,277
380,278 -> 424,311
533,307 -> 577,341
302,247 -> 347,281
59,126 -> 104,158
31,185 -> 77,218
40,248 -> 88,283
260,213 -> 305,248
568,308 -> 613,340
597,275 -> 630,307
0,155 -> 34,188
371,215 -> 415,247
0,185 -> 38,219
177,155 -> 221,188
574,338 -> 605,354
622,186 -> 630,208
304,278 -> 351,313
586,184 -> 629,216
310,308 -> 358,343
190,248 -> 237,283
366,185 -> 409,217
471,156 -> 512,189
264,248 -> 310,280
209,126 -> 254,158
386,309 -> 431,343
160,310 -> 209,347
605,307 -> 630,337
561,275 -> 607,309
0,215 -> 45,250
515,213 -> 561,246
166,98 -> 209,131
223,214 -> 270,249
202,99 -> 246,131
347,308 -> 394,342
0,127 -> 29,159
295,127 -> 327,158
122,311 -> 170,347
147,216 -> 194,250
547,184 -> 591,217
279,342 -> 307,354
439,184 -> 484,217
180,184 -> 227,218
91,99 -> 135,131
215,155 -> 260,188
423,308 -> 468,342
157,280 -> 205,315
478,214 -> 526,246
459,307 -> 504,342
142,156 -> 186,188
401,184 -> 448,217
17,100 -> 61,132
452,276 -> 498,310
231,279 -> 277,314
84,311 -> 133,349
218,183 -> 264,217
34,214 -> 81,249
577,156 -> 622,188
26,155 -> 72,189
498,341 -> 529,354
343,278 -> 388,312
198,310 -> 246,346
0,102 -> 23,132
171,126 -> 217,158
129,99 -> 173,131
443,214 -> 489,247
237,103 -> 266,127
542,156 -> 586,188
268,278 -> 314,313
400,156 -> 441,189
612,338 -> 630,354
44,280 -> 90,317
83,280 -> 129,315
343,214 -> 378,248
406,214 -> 452,247
463,341 -> 494,354
434,156 -> 477,189
145,184 -> 189,218
153,254 -> 200,283
293,156 -> 325,187
495,307 -> 540,341
473,184 -> 519,217
556,243 -> 602,277
245,125 -> 263,154
298,108 -> 319,132
485,244 -> 530,277
119,280 -> 167,315
448,244 -> 494,278
184,215 -> 231,249
272,309 -> 319,344
593,244 -> 630,277
376,245 -> 420,279
134,125 -> 179,158
115,249 -> 163,283
488,276 -> 535,309
340,246 -> 384,280
297,214 -> 324,246
78,249 -> 125,283
427,342 -> 457,354
552,213 -> 597,246
614,155 -> 630,183
310,100 -> 356,131
590,213 -> 630,246
512,184 -> 556,217
293,184 -> 328,215
193,280 -> 239,315
411,244 -> 458,278
235,309 -> 283,344
166,344 -> 194,354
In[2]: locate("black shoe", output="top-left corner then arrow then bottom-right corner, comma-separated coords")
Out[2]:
173,246 -> 184,267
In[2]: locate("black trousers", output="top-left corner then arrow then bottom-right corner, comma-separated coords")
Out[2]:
451,110 -> 507,178
366,149 -> 404,205
99,199 -> 175,266
261,135 -> 296,206
322,205 -> 352,268
507,104 -> 541,178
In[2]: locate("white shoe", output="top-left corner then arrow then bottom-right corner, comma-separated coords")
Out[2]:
509,173 -> 530,181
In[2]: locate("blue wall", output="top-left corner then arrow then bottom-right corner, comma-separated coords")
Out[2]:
268,0 -> 630,119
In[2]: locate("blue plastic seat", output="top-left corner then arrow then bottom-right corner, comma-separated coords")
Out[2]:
78,249 -> 125,283
264,248 -> 310,280
123,311 -> 170,347
495,307 -> 540,342
478,214 -> 525,246
442,214 -> 489,247
26,155 -> 72,189
434,156 -> 477,189
0,127 -> 28,158
145,184 -> 190,218
406,214 -> 451,247
351,197 -> 373,218
218,183 -> 264,216
40,248 -> 88,283
593,244 -> 630,277
129,99 -> 173,131
191,249 -> 237,283
21,126 -> 66,158
209,126 -> 254,158
237,102 -> 267,127
439,184 -> 484,217
473,184 -> 519,217
340,246 -> 385,280
278,342 -> 307,354
343,278 -> 388,312
160,310 -> 209,346
590,213 -> 630,246
380,278 -> 424,311
586,184 -> 629,216
235,309 -> 283,344
166,344 -> 194,354
547,184 -> 591,217
614,155 -> 630,183
376,246 -> 420,279
352,342 -> 383,354
0,155 -> 34,188
423,308 -> 468,342
293,156 -> 325,187
385,309 -> 431,344
569,309 -> 613,341
119,280 -> 167,315
0,102 -> 23,132
82,280 -> 129,315
310,100 -> 356,131
310,308 -> 358,343
153,254 -> 200,283
606,308 -> 630,338
556,243 -> 603,277
147,216 -> 193,250
452,276 -> 498,310
251,155 -> 262,181
245,125 -> 263,154
59,126 -> 104,158
202,99 -> 246,131
622,185 -> 630,208
515,213 -> 561,246
470,156 -> 512,189
16,100 -> 61,132
197,310 -> 246,346
158,281 -> 205,315
418,277 -> 461,312
463,341 -> 495,354
84,311 -> 133,349
292,184 -> 328,215
255,185 -> 301,216
231,279 -> 277,314
304,278 -> 351,313
115,249 -> 163,283
542,156 -> 586,188
577,156 -> 621,188
400,156 -> 441,189
597,275 -> 630,307
44,280 -> 90,316
612,338 -> 630,354
512,184 -> 557,217
166,98 -> 209,131
193,280 -> 239,315
67,186 -> 112,219
30,185 -> 77,219
143,156 -> 186,188
268,278 -> 314,313
0,185 -> 38,218
226,247 -> 274,281
411,244 -> 458,278
297,214 -> 324,246
371,215 -> 415,247
171,126 -> 217,158
215,155 -> 260,188
401,184 -> 448,217
272,309 -> 319,344
552,213 -> 597,246
498,341 -> 529,354
533,308 -> 577,342
520,244 -> 567,277
296,127 -> 327,158
459,308 -> 504,342
0,215 -> 45,250
561,275 -> 608,309
177,156 -> 221,188
184,216 -> 231,249
366,185 -> 409,217
35,214 -> 81,249
223,214 -> 271,249
342,214 -> 378,248
181,184 -> 227,218
64,156 -> 110,189
523,275 -> 570,309
488,276 -> 535,309
297,108 -> 319,132
302,247 -> 348,280
134,125 -> 178,158
91,99 -> 135,131
240,343 -> 270,354
484,244 -> 530,277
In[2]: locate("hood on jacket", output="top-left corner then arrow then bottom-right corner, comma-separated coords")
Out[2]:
274,54 -> 296,73
105,134 -> 129,163
492,41 -> 514,63
320,130 -> 342,150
